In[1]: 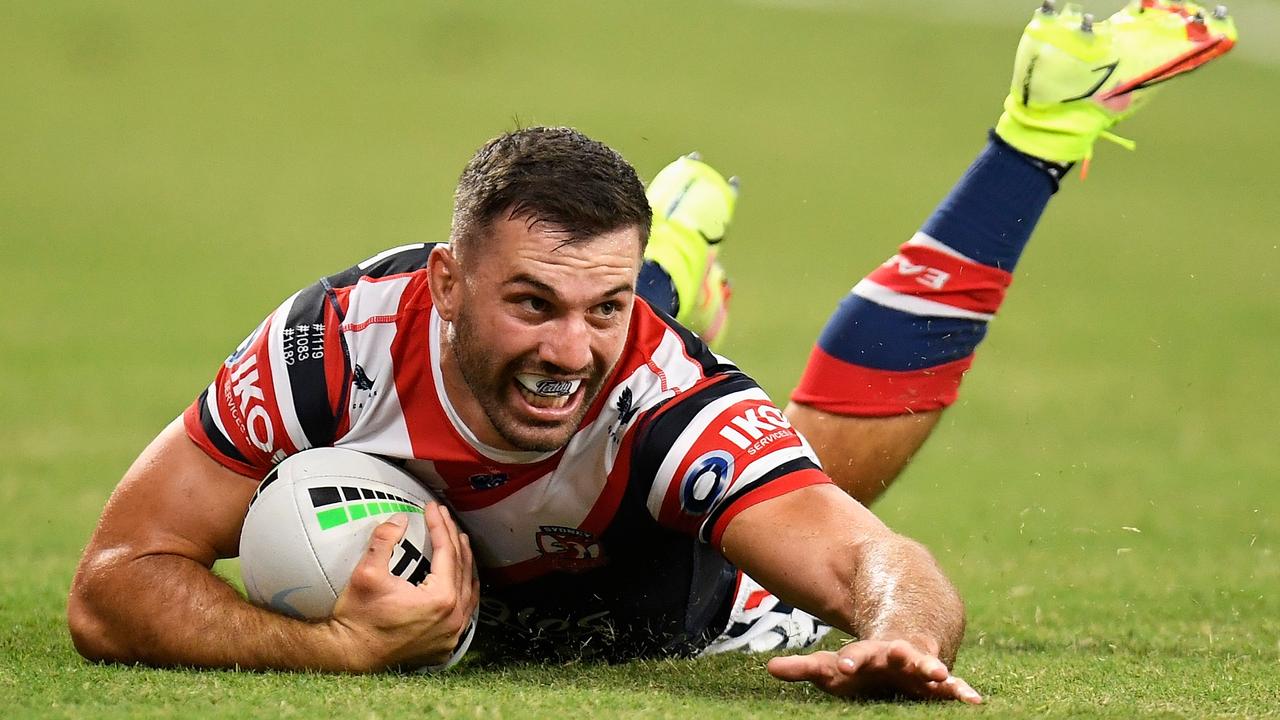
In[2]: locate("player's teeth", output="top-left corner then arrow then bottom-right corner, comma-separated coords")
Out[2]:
518,385 -> 570,409
515,373 -> 581,398
1080,12 -> 1094,32
1213,5 -> 1228,19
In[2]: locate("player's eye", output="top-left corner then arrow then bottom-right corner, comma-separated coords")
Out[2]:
595,301 -> 620,318
520,296 -> 551,314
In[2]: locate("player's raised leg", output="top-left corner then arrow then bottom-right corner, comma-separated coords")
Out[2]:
638,153 -> 737,349
788,0 -> 1238,504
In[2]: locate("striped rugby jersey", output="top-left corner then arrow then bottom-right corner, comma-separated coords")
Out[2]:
184,242 -> 828,659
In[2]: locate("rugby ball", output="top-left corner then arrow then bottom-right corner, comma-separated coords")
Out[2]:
239,447 -> 475,670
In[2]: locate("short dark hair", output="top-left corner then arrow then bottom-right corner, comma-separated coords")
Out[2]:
449,127 -> 651,257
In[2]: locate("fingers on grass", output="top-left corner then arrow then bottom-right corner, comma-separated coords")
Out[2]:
924,675 -> 983,704
767,653 -> 834,682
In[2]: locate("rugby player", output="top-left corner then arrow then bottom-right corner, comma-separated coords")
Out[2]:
67,1 -> 1235,704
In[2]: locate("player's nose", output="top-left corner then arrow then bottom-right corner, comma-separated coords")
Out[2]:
538,316 -> 593,374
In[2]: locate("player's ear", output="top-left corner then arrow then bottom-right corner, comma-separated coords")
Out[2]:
428,244 -> 462,321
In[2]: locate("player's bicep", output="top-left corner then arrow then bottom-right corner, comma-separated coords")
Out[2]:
89,418 -> 260,566
631,373 -> 832,546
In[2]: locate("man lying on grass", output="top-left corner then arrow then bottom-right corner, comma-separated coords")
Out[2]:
68,1 -> 1234,703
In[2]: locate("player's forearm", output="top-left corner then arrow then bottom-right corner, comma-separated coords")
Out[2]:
68,551 -> 359,671
845,532 -> 966,666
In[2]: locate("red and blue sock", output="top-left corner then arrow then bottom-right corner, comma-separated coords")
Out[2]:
792,133 -> 1061,416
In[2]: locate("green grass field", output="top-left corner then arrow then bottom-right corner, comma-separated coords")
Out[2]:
3,1 -> 1278,717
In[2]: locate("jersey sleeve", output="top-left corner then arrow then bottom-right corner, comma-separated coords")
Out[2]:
184,242 -> 436,478
183,281 -> 348,478
629,371 -> 832,548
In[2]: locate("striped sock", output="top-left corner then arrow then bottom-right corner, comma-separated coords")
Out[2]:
792,133 -> 1058,416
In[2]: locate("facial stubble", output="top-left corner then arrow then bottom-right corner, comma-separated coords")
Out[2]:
448,304 -> 608,452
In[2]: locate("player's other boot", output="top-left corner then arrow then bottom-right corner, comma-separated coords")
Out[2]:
645,153 -> 738,350
699,572 -> 831,656
996,0 -> 1238,168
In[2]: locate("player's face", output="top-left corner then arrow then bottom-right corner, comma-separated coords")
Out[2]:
440,216 -> 642,452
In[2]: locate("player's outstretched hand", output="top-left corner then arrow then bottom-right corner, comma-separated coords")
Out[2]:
329,502 -> 479,672
766,639 -> 982,704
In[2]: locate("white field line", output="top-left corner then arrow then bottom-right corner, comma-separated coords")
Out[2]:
738,0 -> 1280,67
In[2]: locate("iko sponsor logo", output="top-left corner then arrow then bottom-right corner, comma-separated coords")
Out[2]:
227,353 -> 275,453
882,253 -> 951,290
717,405 -> 793,455
680,450 -> 734,515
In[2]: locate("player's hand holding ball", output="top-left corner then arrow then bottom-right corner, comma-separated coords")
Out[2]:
328,503 -> 479,672
238,448 -> 479,672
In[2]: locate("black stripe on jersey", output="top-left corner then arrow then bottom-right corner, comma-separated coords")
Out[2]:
196,387 -> 249,465
644,301 -> 734,378
315,243 -> 441,423
319,276 -> 354,424
629,372 -> 760,490
699,456 -> 821,543
322,242 -> 440,290
285,282 -> 338,448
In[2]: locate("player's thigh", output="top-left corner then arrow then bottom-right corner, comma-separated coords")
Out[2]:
784,403 -> 942,504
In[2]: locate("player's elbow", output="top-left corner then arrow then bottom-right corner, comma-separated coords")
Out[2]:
67,555 -> 135,664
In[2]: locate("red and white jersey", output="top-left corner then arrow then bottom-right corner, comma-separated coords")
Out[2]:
185,243 -> 828,658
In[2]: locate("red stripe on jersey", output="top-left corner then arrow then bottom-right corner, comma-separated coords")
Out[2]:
480,426 -> 637,588
436,456 -> 563,511
791,346 -> 974,417
866,244 -> 1012,315
580,423 -> 639,534
322,299 -> 351,438
182,403 -> 264,479
707,468 -> 830,547
339,314 -> 398,333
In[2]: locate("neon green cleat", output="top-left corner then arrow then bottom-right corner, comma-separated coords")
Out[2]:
996,0 -> 1237,166
644,153 -> 737,349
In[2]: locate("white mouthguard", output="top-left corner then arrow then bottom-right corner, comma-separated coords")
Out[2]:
515,374 -> 581,398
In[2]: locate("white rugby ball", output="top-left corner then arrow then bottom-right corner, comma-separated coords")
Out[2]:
239,446 -> 475,670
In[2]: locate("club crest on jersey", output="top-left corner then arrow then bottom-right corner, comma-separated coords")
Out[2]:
609,387 -> 639,444
535,526 -> 606,572
680,450 -> 734,515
